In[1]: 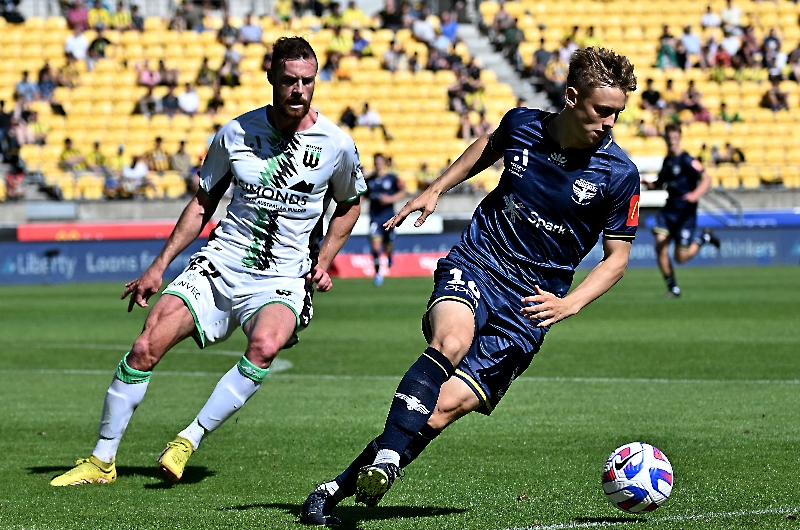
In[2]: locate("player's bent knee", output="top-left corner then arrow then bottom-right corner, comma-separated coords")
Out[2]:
127,338 -> 165,371
244,337 -> 282,368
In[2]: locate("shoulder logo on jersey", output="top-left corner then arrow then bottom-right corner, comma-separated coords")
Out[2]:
572,179 -> 598,205
508,149 -> 529,177
302,145 -> 322,168
276,289 -> 292,296
627,194 -> 640,226
245,134 -> 263,156
549,151 -> 568,167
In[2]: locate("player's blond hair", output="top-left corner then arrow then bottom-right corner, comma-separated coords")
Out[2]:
567,47 -> 637,95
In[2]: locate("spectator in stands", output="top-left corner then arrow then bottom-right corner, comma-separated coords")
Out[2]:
65,26 -> 90,61
377,0 -> 402,31
351,29 -> 373,57
135,87 -> 161,117
701,5 -> 721,30
681,26 -> 702,66
103,170 -> 121,199
715,142 -> 745,165
719,102 -> 743,125
271,0 -> 294,28
177,1 -> 203,32
357,103 -> 392,140
196,57 -> 218,87
657,27 -> 679,69
86,140 -> 108,175
185,156 -> 201,196
338,105 -> 356,129
382,39 -> 408,71
218,45 -> 242,87
425,48 -> 449,71
529,38 -> 552,79
88,0 -> 111,29
137,59 -> 161,88
239,13 -> 262,44
161,85 -> 180,117
720,31 -> 742,68
217,12 -> 240,46
206,87 -> 225,114
5,162 -> 25,201
130,4 -> 144,31
147,137 -> 170,174
170,140 -> 192,178
415,161 -> 436,192
0,100 -> 10,148
323,2 -> 344,28
720,0 -> 743,35
14,71 -> 39,103
465,56 -> 482,80
786,44 -> 800,81
158,59 -> 179,87
440,10 -> 458,43
681,79 -> 710,122
108,144 -> 128,177
543,53 -> 568,107
490,1 -> 513,49
342,1 -> 369,29
431,27 -> 453,55
502,18 -> 525,70
762,27 -> 782,59
87,24 -> 112,70
120,155 -> 153,198
761,79 -> 789,111
327,25 -> 353,55
735,25 -> 758,68
557,36 -> 578,64
447,69 -> 479,113
8,116 -> 33,147
59,138 -> 87,173
111,0 -> 132,30
578,26 -> 603,49
177,83 -> 199,116
27,110 -> 49,145
67,0 -> 89,31
640,78 -> 663,111
58,53 -> 81,88
37,65 -> 58,103
412,10 -> 435,46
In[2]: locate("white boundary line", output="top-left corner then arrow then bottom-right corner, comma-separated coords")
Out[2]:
505,507 -> 800,530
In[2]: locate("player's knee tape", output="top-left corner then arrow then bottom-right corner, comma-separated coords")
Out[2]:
115,352 -> 152,384
237,355 -> 269,383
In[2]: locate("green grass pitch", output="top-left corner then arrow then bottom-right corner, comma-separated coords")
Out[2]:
0,266 -> 799,529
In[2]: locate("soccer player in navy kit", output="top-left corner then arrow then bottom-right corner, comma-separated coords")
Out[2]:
365,153 -> 406,286
301,47 -> 640,526
649,123 -> 719,298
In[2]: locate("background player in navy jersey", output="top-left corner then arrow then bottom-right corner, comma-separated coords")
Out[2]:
365,152 -> 406,286
301,46 -> 642,526
647,123 -> 720,298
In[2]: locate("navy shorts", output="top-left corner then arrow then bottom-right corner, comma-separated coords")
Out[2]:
369,220 -> 396,244
422,256 -> 546,415
652,207 -> 698,247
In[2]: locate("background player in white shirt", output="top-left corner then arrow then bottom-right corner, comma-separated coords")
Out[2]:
51,37 -> 367,487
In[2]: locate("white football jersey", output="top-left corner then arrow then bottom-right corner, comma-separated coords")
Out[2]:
200,106 -> 366,277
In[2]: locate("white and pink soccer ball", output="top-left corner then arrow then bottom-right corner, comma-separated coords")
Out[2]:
602,442 -> 673,513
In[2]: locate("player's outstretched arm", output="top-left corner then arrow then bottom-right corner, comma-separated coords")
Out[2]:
521,239 -> 631,327
122,190 -> 220,311
684,168 -> 711,203
386,133 -> 502,229
308,199 -> 361,292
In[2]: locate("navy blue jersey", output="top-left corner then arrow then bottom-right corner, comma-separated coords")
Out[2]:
447,108 -> 640,298
655,151 -> 703,211
366,171 -> 402,223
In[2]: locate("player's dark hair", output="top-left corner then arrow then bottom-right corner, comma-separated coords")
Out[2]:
567,47 -> 637,95
271,37 -> 318,72
664,123 -> 682,135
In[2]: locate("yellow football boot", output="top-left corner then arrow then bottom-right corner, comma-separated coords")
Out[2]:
157,436 -> 194,482
50,456 -> 117,486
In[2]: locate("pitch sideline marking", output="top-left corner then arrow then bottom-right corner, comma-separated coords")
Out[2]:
505,507 -> 800,530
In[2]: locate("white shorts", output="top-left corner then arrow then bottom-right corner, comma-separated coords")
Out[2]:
163,252 -> 313,349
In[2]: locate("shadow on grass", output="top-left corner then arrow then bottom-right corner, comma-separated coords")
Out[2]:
218,502 -> 467,527
572,516 -> 646,524
29,465 -> 215,487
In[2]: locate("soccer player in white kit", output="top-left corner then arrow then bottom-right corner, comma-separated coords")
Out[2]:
51,37 -> 367,486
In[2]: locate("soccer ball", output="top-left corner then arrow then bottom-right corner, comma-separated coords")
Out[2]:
602,442 -> 673,513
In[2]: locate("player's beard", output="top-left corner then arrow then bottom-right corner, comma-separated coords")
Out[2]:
275,93 -> 312,121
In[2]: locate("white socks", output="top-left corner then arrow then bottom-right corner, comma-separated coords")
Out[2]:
374,449 -> 401,467
93,376 -> 149,463
184,365 -> 262,449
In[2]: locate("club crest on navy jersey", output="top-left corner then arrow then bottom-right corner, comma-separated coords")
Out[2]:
572,179 -> 598,205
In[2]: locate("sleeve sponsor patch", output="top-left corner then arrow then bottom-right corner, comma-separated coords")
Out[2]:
626,194 -> 640,226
